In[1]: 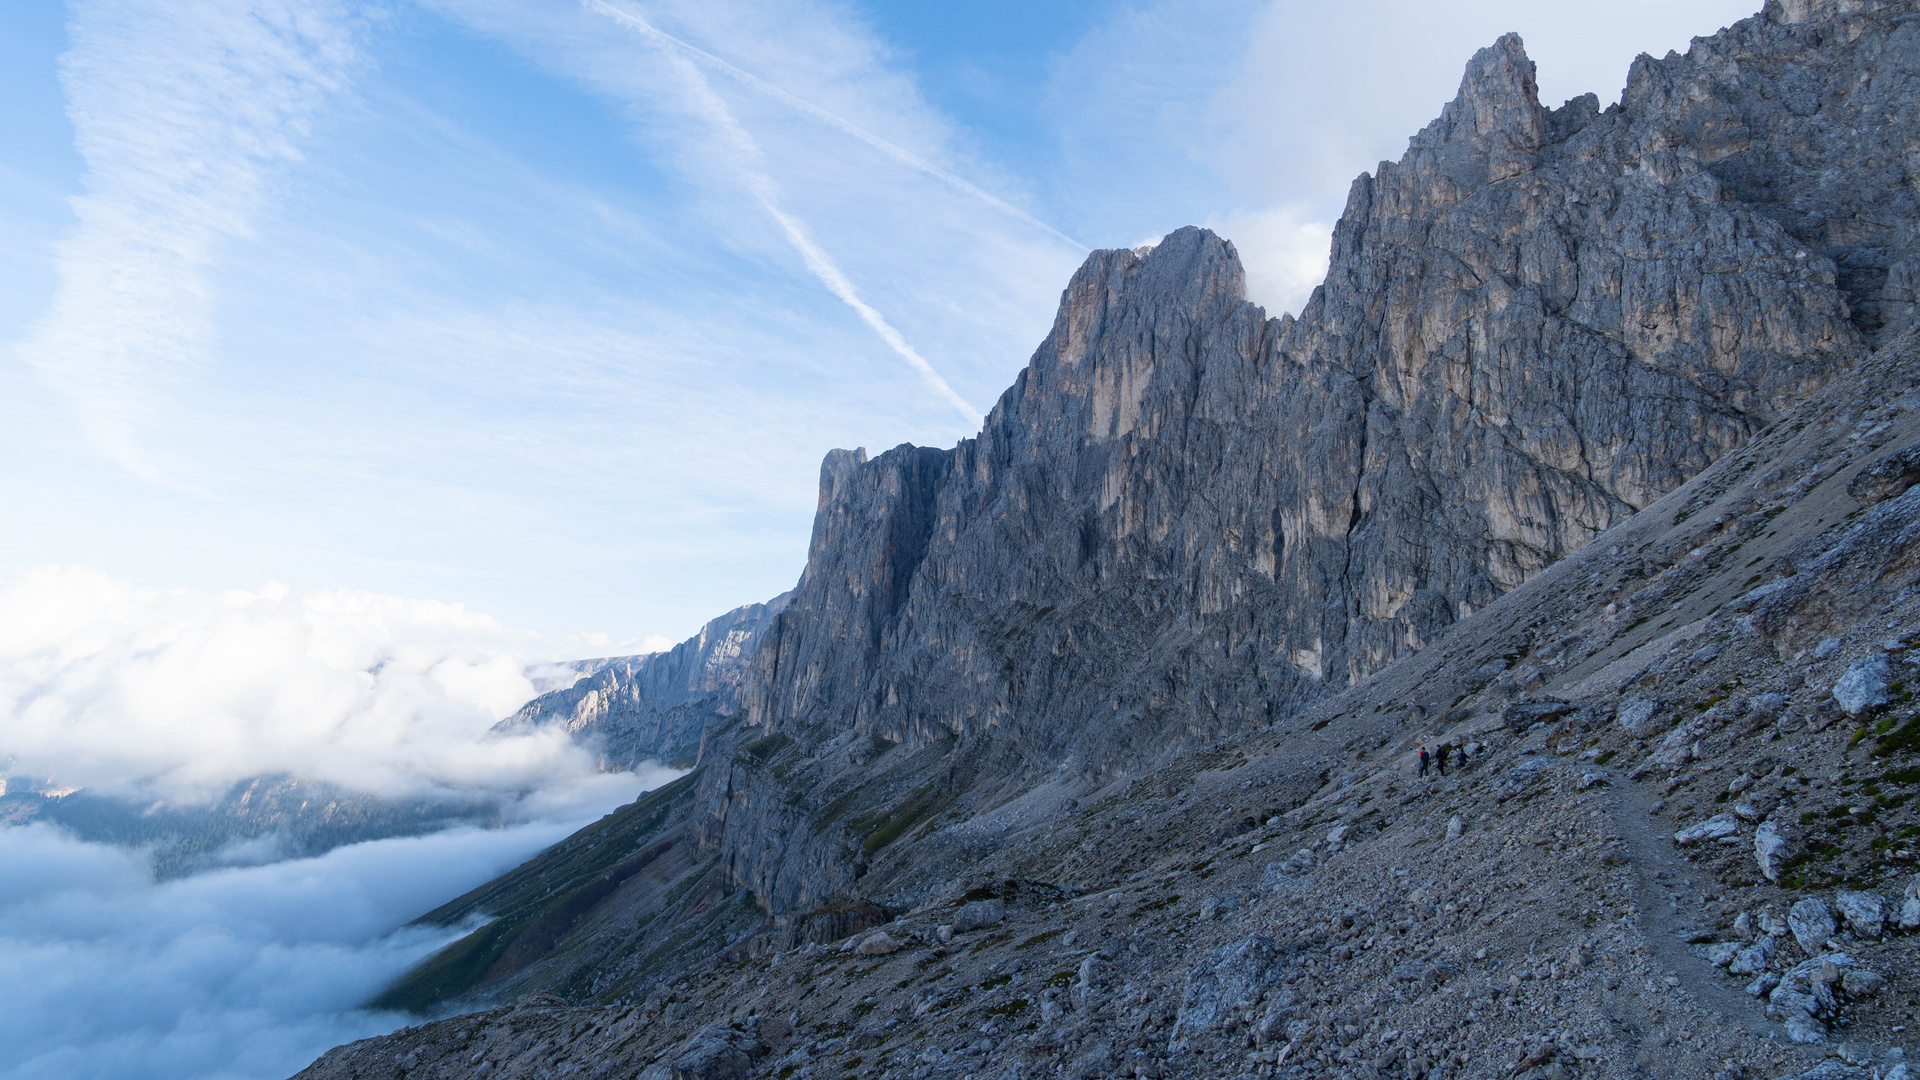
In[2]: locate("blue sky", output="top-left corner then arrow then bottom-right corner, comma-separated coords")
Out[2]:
1,0 -> 1760,650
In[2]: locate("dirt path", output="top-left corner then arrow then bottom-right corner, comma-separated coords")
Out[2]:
1598,765 -> 1780,1040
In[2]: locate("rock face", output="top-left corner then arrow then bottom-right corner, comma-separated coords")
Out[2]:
702,0 -> 1917,922
298,313 -> 1920,1080
495,594 -> 789,768
324,0 -> 1920,1063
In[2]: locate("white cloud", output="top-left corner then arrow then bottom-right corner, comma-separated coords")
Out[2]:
14,0 -> 363,482
0,818 -> 591,1080
1203,204 -> 1333,317
0,564 -> 678,1078
1203,0 -> 1762,212
0,564 -> 663,806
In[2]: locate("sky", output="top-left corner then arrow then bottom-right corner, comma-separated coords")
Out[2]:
0,0 -> 1762,649
1,2 -> 1764,1075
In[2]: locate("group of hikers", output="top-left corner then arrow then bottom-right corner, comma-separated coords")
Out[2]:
1417,742 -> 1469,777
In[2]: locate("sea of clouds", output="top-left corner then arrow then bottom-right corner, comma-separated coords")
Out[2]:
0,565 -> 678,1080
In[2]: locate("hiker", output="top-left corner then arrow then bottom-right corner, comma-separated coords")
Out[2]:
1435,743 -> 1449,775
1458,745 -> 1469,770
1418,747 -> 1429,777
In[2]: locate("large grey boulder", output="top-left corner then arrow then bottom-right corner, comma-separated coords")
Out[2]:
1788,898 -> 1837,954
1674,814 -> 1739,846
1173,935 -> 1286,1040
666,1026 -> 767,1080
951,899 -> 1005,933
1832,891 -> 1886,937
1832,656 -> 1892,715
1616,699 -> 1659,736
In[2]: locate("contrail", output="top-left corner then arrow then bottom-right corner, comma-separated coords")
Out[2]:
582,0 -> 1086,253
618,17 -> 983,427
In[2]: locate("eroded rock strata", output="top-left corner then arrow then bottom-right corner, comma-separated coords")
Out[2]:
301,2 -> 1920,1077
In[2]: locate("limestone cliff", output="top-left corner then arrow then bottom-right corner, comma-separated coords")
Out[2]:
352,0 -> 1920,1029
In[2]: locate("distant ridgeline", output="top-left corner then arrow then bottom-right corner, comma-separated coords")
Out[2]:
494,593 -> 790,771
0,774 -> 499,880
354,0 -> 1920,1028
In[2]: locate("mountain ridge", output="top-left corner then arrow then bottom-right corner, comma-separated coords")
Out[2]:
300,2 -> 1920,1076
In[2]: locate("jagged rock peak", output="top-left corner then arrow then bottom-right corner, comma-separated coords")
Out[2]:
1410,31 -> 1547,185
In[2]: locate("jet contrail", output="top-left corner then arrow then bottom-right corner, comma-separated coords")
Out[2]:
617,16 -> 983,427
582,0 -> 1086,253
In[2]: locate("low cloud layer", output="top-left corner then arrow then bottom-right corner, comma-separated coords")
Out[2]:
0,564 -> 671,808
0,818 -> 592,1080
0,565 -> 679,1079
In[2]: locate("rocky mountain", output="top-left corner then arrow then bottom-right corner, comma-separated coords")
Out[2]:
495,594 -> 790,770
298,2 -> 1920,1077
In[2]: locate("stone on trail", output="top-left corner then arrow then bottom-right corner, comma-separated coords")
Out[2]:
855,931 -> 901,955
1728,936 -> 1777,976
1616,699 -> 1658,735
1674,813 -> 1739,846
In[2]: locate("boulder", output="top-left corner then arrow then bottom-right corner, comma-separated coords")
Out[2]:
1173,934 -> 1285,1039
952,899 -> 1005,933
1675,814 -> 1739,846
1787,898 -> 1836,954
1727,935 -> 1777,976
1832,890 -> 1886,937
668,1025 -> 768,1080
1071,954 -> 1104,1010
1832,656 -> 1892,715
1840,968 -> 1886,997
1755,822 -> 1792,883
855,931 -> 901,955
1616,699 -> 1659,735
1503,699 -> 1577,733
1846,442 -> 1920,503
1900,874 -> 1920,931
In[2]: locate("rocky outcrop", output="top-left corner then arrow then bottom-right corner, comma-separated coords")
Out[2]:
496,594 -> 789,768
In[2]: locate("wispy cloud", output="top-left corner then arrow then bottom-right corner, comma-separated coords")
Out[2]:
14,0 -> 363,482
584,0 -> 983,427
583,0 -> 1086,253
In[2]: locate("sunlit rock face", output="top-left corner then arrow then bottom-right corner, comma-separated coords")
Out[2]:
346,0 -> 1920,1028
741,9 -> 1897,786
